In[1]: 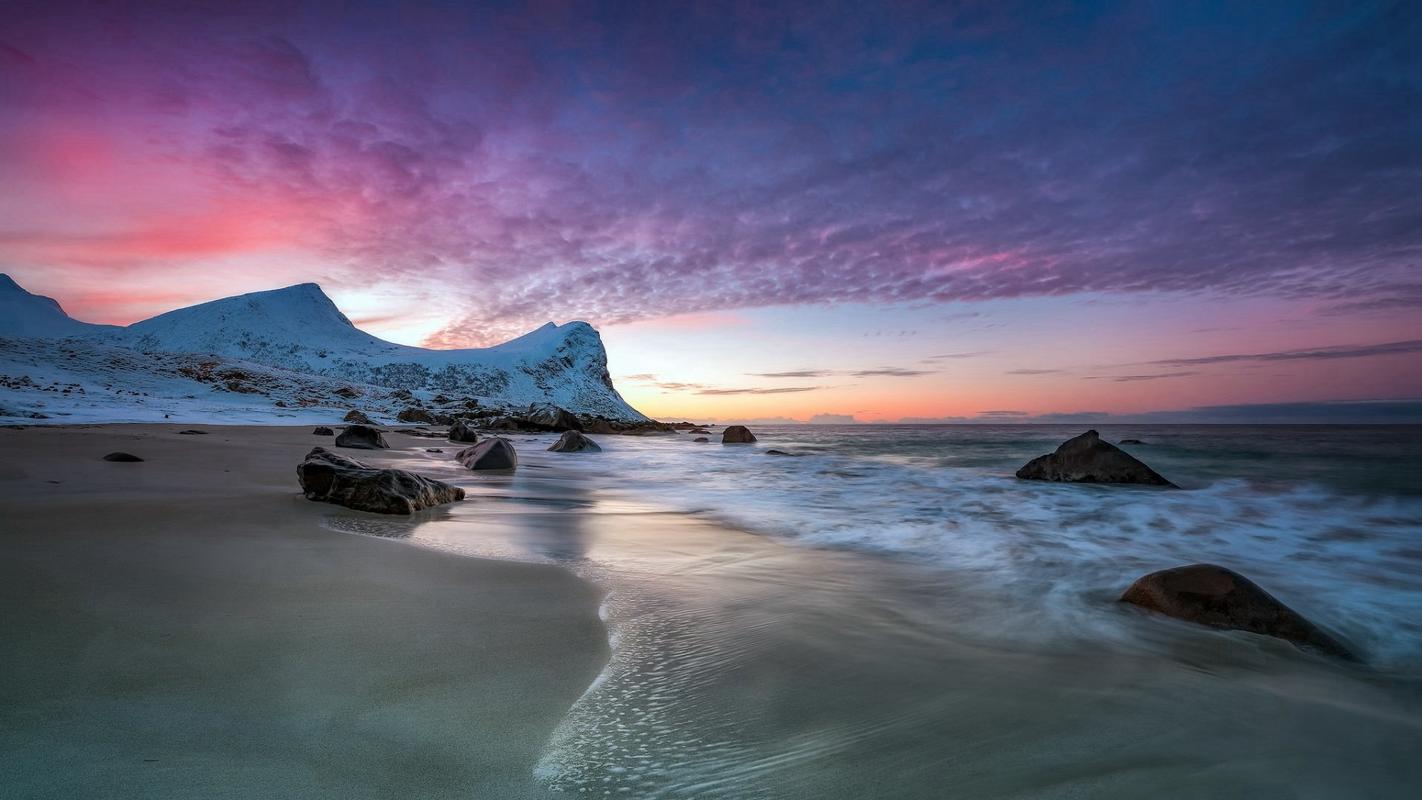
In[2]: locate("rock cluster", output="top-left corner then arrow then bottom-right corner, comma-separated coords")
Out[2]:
297,446 -> 464,515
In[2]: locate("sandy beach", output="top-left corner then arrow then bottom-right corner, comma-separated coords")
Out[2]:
0,424 -> 607,799
4,423 -> 1421,799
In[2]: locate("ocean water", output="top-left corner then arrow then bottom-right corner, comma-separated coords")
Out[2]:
550,424 -> 1422,668
332,424 -> 1422,798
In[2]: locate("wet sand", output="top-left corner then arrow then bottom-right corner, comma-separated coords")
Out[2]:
0,424 -> 607,799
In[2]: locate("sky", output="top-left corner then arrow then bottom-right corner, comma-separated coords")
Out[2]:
1,0 -> 1418,422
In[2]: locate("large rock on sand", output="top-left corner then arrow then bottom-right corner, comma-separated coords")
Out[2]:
448,419 -> 480,443
396,406 -> 436,424
312,426 -> 335,436
335,424 -> 388,450
456,438 -> 518,470
298,447 -> 464,515
722,425 -> 757,444
1016,430 -> 1174,486
1121,564 -> 1355,660
548,430 -> 601,453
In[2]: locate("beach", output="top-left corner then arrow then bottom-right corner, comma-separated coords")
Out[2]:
3,423 -> 1421,798
0,425 -> 606,799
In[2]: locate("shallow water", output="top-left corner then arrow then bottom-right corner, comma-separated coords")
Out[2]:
325,425 -> 1422,798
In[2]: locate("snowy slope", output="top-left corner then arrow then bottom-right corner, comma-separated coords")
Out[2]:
0,277 -> 647,422
0,274 -> 118,338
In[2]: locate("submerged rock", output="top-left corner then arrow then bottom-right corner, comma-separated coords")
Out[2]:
1121,564 -> 1355,660
397,406 -> 436,424
312,426 -> 335,435
342,409 -> 373,424
177,429 -> 208,435
102,452 -> 144,462
335,424 -> 388,450
448,418 -> 480,443
425,448 -> 444,453
688,428 -> 710,435
1120,438 -> 1145,445
722,425 -> 757,444
693,436 -> 709,443
456,438 -> 518,470
548,430 -> 601,452
1015,430 -> 1174,486
297,446 -> 464,515
765,449 -> 794,456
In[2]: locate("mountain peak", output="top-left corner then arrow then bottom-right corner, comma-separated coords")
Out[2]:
0,274 -> 113,338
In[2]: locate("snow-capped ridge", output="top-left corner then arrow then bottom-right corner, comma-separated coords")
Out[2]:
0,273 -> 118,339
0,275 -> 646,421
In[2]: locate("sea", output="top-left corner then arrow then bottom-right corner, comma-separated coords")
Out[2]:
334,424 -> 1422,798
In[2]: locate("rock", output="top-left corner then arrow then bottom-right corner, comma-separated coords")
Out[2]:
722,425 -> 757,444
177,429 -> 208,435
312,426 -> 335,435
388,388 -> 414,401
522,403 -> 584,432
335,424 -> 389,450
765,449 -> 794,456
1015,430 -> 1174,487
693,437 -> 709,443
688,428 -> 710,435
456,438 -> 518,470
432,413 -> 455,426
343,409 -> 373,424
1120,438 -> 1145,445
397,406 -> 436,424
449,419 -> 480,443
487,416 -> 522,431
583,418 -> 617,435
1121,564 -> 1355,660
333,386 -> 361,399
425,448 -> 444,453
548,430 -> 602,453
102,452 -> 144,462
297,447 -> 463,515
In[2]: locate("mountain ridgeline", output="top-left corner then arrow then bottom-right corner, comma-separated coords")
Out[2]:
0,275 -> 646,421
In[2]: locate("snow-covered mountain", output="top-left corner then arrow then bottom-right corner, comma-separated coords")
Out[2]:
0,274 -> 118,339
0,275 -> 647,422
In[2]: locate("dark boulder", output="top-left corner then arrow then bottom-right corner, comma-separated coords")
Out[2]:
522,404 -> 584,432
1120,438 -> 1145,445
688,428 -> 710,435
765,449 -> 794,456
1015,430 -> 1174,486
335,424 -> 388,450
693,436 -> 709,443
449,419 -> 480,443
548,430 -> 601,453
312,426 -> 335,435
487,416 -> 522,431
297,447 -> 463,515
177,429 -> 208,435
722,425 -> 757,444
1121,564 -> 1355,660
583,417 -> 617,435
102,452 -> 144,462
343,409 -> 373,424
425,448 -> 444,453
333,386 -> 361,399
456,438 -> 518,470
397,406 -> 436,424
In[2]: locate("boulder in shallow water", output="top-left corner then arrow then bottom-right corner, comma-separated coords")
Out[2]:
456,438 -> 518,470
1120,438 -> 1145,445
765,449 -> 795,456
448,419 -> 480,443
693,436 -> 709,443
1121,564 -> 1355,659
396,406 -> 436,424
688,428 -> 710,435
297,446 -> 464,515
722,425 -> 757,444
102,452 -> 144,462
1015,430 -> 1174,486
335,424 -> 388,450
343,409 -> 373,424
548,430 -> 601,452
312,426 -> 335,435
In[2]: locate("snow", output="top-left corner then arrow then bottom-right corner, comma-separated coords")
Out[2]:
0,275 -> 648,424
